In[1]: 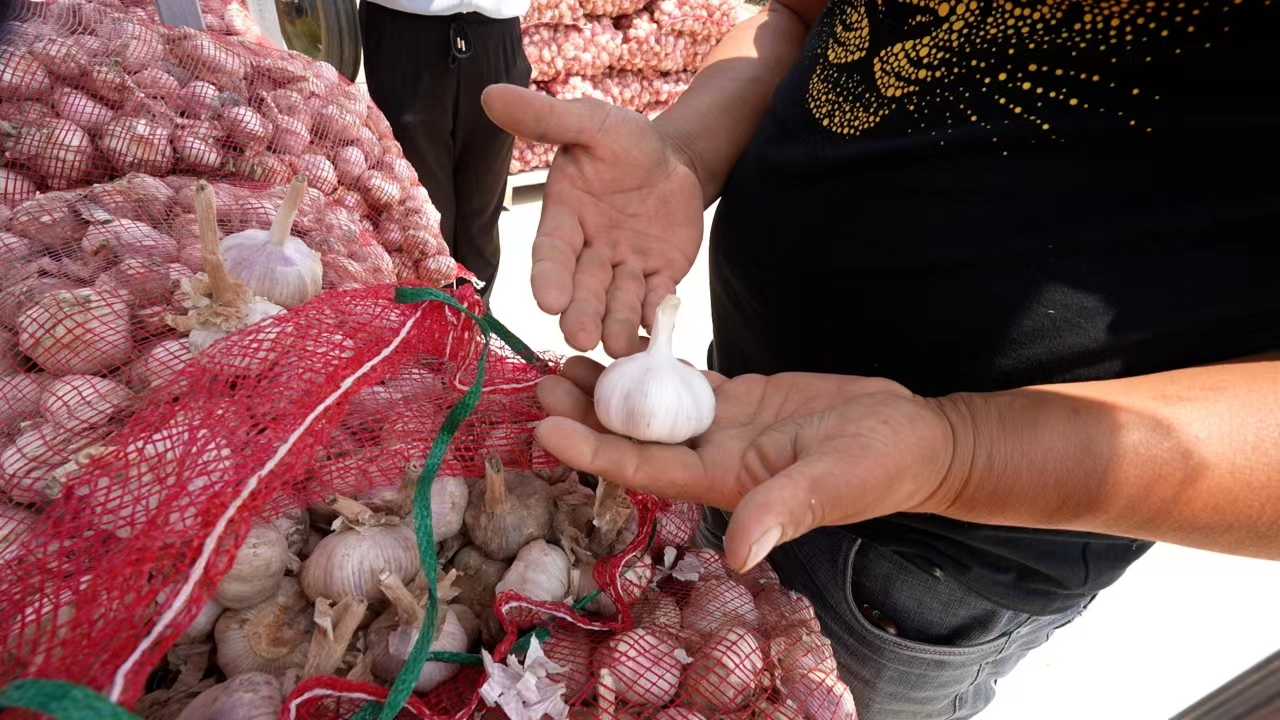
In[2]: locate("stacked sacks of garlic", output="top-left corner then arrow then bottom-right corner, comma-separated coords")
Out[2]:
0,0 -> 454,285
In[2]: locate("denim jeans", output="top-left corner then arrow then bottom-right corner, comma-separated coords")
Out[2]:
698,508 -> 1093,720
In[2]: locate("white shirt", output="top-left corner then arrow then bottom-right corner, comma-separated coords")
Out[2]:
367,0 -> 530,19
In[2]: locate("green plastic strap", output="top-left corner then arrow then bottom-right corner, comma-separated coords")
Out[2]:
354,287 -> 545,720
0,679 -> 141,720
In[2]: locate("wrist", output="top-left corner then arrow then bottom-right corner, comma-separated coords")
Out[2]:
652,113 -> 714,206
919,393 -> 979,517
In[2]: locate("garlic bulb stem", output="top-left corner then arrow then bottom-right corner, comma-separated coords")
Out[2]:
483,455 -> 506,514
301,594 -> 367,679
648,294 -> 680,357
194,181 -> 248,310
380,570 -> 424,628
268,175 -> 306,249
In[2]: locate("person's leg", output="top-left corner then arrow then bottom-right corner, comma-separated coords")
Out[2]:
359,2 -> 458,250
700,508 -> 1091,719
451,14 -> 531,298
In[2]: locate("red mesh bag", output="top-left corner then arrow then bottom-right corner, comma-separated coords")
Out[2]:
0,279 -> 854,720
522,0 -> 585,28
0,0 -> 450,281
522,18 -> 623,82
613,10 -> 715,74
109,0 -> 275,46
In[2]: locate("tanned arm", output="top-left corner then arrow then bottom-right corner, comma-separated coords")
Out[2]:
935,356 -> 1280,560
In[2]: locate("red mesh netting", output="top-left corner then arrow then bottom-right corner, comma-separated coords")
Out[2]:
111,0 -> 276,46
0,280 -> 855,720
0,0 -> 450,283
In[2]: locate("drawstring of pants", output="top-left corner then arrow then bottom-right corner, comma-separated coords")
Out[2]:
448,20 -> 473,67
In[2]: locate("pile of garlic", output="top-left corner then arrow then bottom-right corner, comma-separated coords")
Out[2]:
133,452 -> 653,719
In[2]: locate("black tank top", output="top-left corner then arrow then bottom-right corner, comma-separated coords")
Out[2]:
708,0 -> 1280,614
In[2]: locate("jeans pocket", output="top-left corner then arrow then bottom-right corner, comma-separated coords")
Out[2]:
841,540 -> 1029,660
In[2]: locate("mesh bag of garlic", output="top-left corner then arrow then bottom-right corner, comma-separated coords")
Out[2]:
0,278 -> 854,720
0,0 -> 449,281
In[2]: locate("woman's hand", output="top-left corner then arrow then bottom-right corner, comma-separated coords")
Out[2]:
535,356 -> 963,572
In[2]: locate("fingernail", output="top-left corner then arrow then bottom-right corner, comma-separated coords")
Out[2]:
743,525 -> 783,571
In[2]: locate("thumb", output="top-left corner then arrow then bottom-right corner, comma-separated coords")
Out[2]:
720,459 -> 834,573
481,84 -> 612,147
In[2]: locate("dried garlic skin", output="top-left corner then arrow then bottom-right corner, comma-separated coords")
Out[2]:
593,294 -> 715,444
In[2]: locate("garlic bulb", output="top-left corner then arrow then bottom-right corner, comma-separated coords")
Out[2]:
215,524 -> 289,610
593,294 -> 715,444
39,375 -> 134,433
218,175 -> 322,308
214,577 -> 312,677
178,598 -> 225,644
448,545 -> 510,647
392,463 -> 468,542
299,497 -> 421,603
16,288 -> 135,375
463,455 -> 554,561
495,539 -> 571,603
367,573 -> 471,693
573,553 -> 653,617
167,181 -> 285,356
176,671 -> 282,720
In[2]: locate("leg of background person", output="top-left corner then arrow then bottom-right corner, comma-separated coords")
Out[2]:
450,14 -> 531,299
360,2 -> 459,252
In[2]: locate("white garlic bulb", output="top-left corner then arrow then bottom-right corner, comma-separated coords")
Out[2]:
176,671 -> 282,720
214,523 -> 289,609
214,577 -> 312,677
177,598 -> 225,644
593,294 -> 715,444
219,175 -> 322,308
495,539 -> 571,603
38,375 -> 134,433
168,181 -> 286,359
300,498 -> 421,603
366,574 -> 471,693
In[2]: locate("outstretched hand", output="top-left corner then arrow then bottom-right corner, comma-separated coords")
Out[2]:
482,84 -> 705,358
534,356 -> 962,572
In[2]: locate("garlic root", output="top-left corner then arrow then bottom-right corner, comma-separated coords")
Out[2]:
214,578 -> 312,677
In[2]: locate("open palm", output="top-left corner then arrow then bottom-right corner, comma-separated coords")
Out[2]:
534,357 -> 959,571
482,84 -> 704,357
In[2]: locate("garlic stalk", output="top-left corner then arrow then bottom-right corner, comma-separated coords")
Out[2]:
593,294 -> 715,444
214,523 -> 289,610
299,496 -> 420,603
214,577 -> 312,677
301,594 -> 368,679
218,174 -> 322,308
165,181 -> 284,356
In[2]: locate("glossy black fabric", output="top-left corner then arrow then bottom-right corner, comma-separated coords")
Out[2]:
709,0 -> 1280,614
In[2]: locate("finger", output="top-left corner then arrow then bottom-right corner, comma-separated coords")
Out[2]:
536,375 -> 607,432
560,355 -> 606,395
721,459 -> 833,573
603,264 -> 646,358
641,274 -> 678,331
534,417 -> 733,508
560,246 -> 612,351
530,201 -> 584,316
481,85 -> 612,146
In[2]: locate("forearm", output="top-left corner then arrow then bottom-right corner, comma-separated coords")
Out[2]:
652,3 -> 810,207
934,357 -> 1280,559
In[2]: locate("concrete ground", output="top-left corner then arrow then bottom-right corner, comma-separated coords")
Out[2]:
491,187 -> 1280,720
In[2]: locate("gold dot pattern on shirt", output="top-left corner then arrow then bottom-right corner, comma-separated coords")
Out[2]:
805,0 -> 1243,141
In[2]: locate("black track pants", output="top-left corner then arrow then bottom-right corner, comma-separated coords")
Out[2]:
360,2 -> 531,296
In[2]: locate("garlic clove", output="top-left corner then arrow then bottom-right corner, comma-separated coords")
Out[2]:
593,294 -> 716,444
177,598 -> 225,645
215,524 -> 289,610
218,175 -> 322,308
